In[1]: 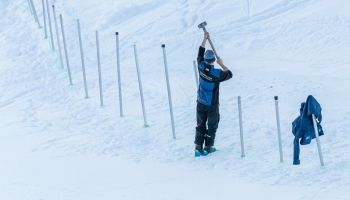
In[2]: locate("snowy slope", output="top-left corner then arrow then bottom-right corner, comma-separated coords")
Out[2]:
1,0 -> 350,199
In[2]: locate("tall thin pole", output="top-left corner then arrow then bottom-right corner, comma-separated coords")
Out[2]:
115,32 -> 123,117
77,19 -> 89,99
246,0 -> 251,18
161,44 -> 176,139
41,0 -> 47,38
193,60 -> 199,88
59,14 -> 73,85
52,6 -> 63,68
133,45 -> 149,127
46,0 -> 55,51
238,96 -> 245,158
274,96 -> 284,163
27,0 -> 34,16
312,114 -> 325,166
96,30 -> 104,107
29,0 -> 42,28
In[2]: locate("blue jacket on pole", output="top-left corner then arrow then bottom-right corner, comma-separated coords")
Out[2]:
292,95 -> 324,165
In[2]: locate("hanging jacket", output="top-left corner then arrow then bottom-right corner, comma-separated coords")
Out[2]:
197,46 -> 232,107
292,95 -> 324,165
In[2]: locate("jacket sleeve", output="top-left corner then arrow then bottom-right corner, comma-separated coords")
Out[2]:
293,115 -> 301,165
293,136 -> 301,165
197,46 -> 205,64
292,117 -> 300,136
216,70 -> 233,83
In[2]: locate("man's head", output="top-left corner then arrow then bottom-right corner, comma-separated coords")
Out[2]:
204,50 -> 216,64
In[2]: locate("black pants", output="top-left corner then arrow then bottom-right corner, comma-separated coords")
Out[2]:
195,103 -> 220,147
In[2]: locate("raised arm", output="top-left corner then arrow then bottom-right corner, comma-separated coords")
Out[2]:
198,32 -> 209,63
217,57 -> 229,71
201,32 -> 209,48
215,58 -> 233,83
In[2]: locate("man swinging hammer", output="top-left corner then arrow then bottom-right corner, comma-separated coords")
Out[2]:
194,31 -> 233,157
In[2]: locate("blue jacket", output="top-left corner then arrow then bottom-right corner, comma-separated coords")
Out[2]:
197,47 -> 232,107
292,95 -> 324,165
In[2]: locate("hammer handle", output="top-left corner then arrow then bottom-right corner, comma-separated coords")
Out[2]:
207,37 -> 219,58
202,27 -> 219,58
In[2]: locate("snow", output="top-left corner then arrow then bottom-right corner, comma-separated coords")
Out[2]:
1,0 -> 350,199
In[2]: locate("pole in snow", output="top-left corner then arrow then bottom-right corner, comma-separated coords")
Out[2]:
133,45 -> 149,128
96,30 -> 104,107
238,96 -> 245,158
274,96 -> 284,163
77,19 -> 89,99
27,0 -> 34,15
115,32 -> 123,117
312,114 -> 325,166
59,14 -> 73,85
46,0 -> 55,51
52,6 -> 63,69
193,60 -> 199,89
29,0 -> 42,28
246,0 -> 251,18
161,44 -> 176,139
41,0 -> 47,38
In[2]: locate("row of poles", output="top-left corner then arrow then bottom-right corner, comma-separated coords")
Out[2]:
27,0 -> 177,139
27,0 -> 324,166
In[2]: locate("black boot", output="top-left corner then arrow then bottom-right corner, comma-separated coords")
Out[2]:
203,146 -> 216,156
194,145 -> 203,157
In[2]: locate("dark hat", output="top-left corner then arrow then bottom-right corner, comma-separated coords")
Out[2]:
204,50 -> 216,63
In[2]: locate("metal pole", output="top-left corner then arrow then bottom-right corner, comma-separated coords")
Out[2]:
207,37 -> 219,58
96,30 -> 104,107
193,60 -> 199,88
52,6 -> 63,68
29,0 -> 42,28
247,0 -> 251,18
312,114 -> 325,166
274,96 -> 284,163
27,0 -> 34,16
41,0 -> 47,38
115,32 -> 123,117
46,0 -> 55,51
161,44 -> 176,139
59,14 -> 73,85
133,45 -> 149,128
238,96 -> 245,158
77,19 -> 89,99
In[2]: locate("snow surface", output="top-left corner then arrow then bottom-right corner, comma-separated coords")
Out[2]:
1,0 -> 350,199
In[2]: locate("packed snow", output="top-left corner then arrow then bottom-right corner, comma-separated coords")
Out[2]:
1,0 -> 350,199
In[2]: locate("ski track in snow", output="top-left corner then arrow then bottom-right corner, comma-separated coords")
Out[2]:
1,0 -> 350,199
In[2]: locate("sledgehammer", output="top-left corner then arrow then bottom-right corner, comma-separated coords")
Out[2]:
198,21 -> 219,58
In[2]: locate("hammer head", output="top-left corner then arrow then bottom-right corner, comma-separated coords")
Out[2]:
198,21 -> 207,29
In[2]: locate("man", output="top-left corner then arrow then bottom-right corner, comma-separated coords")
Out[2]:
194,32 -> 233,157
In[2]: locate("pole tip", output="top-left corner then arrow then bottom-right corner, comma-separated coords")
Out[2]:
116,32 -> 119,35
274,96 -> 278,100
161,44 -> 165,48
